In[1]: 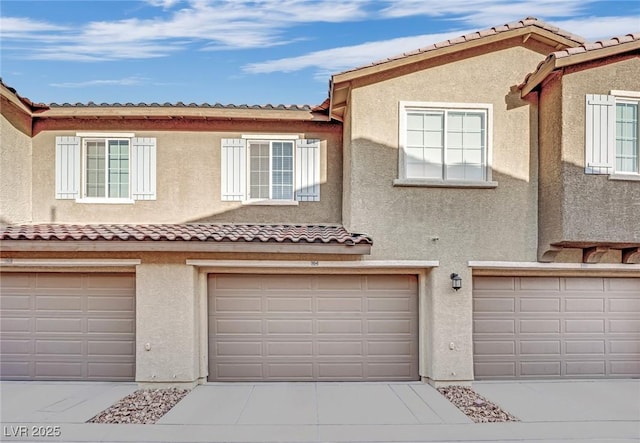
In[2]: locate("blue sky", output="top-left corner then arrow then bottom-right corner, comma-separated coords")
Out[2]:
1,0 -> 638,106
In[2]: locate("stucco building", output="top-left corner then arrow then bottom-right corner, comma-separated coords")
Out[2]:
1,17 -> 638,387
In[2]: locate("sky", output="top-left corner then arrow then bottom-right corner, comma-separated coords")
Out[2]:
1,0 -> 638,106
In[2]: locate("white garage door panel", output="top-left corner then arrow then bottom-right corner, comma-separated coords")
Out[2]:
473,276 -> 640,379
0,273 -> 135,381
208,274 -> 419,381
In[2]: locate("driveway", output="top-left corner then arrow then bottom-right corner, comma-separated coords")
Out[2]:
1,379 -> 639,442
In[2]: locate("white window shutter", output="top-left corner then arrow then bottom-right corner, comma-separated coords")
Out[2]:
295,139 -> 321,202
55,136 -> 81,199
585,94 -> 615,174
221,138 -> 246,201
131,137 -> 157,200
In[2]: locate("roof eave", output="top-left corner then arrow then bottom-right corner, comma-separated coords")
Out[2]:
1,83 -> 35,115
0,239 -> 372,255
520,40 -> 640,96
34,106 -> 330,122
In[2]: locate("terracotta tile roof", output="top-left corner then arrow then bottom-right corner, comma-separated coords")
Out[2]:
0,78 -> 49,111
0,224 -> 372,245
335,17 -> 585,77
47,102 -> 315,111
2,77 -> 325,112
551,32 -> 640,59
519,32 -> 640,93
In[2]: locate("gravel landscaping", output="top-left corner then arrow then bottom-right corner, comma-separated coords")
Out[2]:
88,388 -> 189,424
437,385 -> 519,423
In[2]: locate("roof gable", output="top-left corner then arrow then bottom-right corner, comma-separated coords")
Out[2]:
329,17 -> 585,120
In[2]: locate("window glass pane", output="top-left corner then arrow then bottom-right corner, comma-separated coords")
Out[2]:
404,111 -> 443,179
424,113 -> 444,131
249,142 -> 270,199
270,141 -> 293,200
448,132 -> 463,149
447,148 -> 463,165
447,113 -> 463,131
405,146 -> 425,165
463,132 -> 484,149
615,103 -> 638,173
463,164 -> 484,181
446,164 -> 465,180
407,130 -> 424,146
463,113 -> 484,131
406,113 -> 424,130
85,140 -> 106,197
107,140 -> 129,198
446,111 -> 486,181
424,131 -> 443,148
464,148 -> 483,165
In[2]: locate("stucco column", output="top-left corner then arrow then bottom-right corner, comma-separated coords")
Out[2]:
422,265 -> 473,387
135,263 -> 200,388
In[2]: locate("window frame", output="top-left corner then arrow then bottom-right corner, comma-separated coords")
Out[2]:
241,134 -> 299,205
77,132 -> 135,204
611,91 -> 640,178
395,101 -> 496,188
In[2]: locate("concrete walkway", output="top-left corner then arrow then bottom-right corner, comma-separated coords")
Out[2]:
1,380 -> 638,442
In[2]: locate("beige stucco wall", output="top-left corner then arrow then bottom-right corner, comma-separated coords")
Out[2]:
135,263 -> 201,386
343,42 -> 549,383
537,75 -> 565,261
345,44 -> 541,262
1,114 -> 32,224
30,129 -> 342,224
549,58 -> 640,247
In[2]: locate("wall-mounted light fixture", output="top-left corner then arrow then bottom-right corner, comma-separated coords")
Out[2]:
450,273 -> 462,291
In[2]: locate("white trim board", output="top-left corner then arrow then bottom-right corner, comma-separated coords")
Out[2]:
468,261 -> 640,271
0,258 -> 141,267
186,259 -> 439,268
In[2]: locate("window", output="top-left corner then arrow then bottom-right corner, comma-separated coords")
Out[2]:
397,102 -> 495,187
221,137 -> 320,203
248,140 -> 294,200
585,92 -> 640,178
84,138 -> 130,198
55,134 -> 156,202
615,100 -> 638,174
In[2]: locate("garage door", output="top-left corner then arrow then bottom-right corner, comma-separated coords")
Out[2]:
0,273 -> 135,381
473,276 -> 640,379
208,274 -> 418,381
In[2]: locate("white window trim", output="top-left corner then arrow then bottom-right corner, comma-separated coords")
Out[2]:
398,101 -> 494,186
610,90 -> 640,99
244,138 -> 296,203
242,134 -> 300,140
610,91 -> 640,178
77,135 -> 133,203
241,199 -> 299,206
75,197 -> 135,204
76,132 -> 135,138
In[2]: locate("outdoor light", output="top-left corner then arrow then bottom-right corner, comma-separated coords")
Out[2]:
450,273 -> 462,291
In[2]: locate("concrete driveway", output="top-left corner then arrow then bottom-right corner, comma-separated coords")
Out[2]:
1,379 -> 639,442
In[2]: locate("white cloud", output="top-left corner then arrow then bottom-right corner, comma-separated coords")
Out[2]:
380,0 -> 594,25
553,16 -> 640,41
50,77 -> 149,88
0,16 -> 69,38
145,0 -> 183,9
243,30 -> 470,75
242,3 -> 638,79
3,0 -> 638,65
2,0 -> 370,61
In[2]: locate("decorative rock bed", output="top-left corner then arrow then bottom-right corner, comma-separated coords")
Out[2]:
437,385 -> 519,423
88,388 -> 189,424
